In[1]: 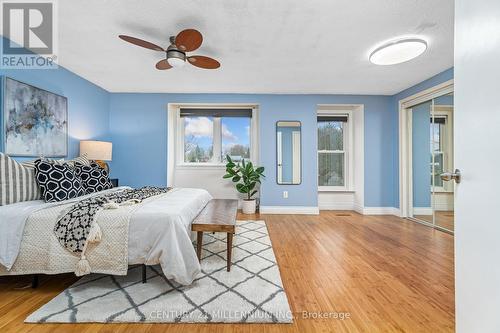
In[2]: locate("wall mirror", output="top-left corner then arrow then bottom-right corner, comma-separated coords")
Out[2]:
276,121 -> 301,184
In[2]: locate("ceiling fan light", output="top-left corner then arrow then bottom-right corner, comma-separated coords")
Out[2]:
369,38 -> 427,65
167,56 -> 185,68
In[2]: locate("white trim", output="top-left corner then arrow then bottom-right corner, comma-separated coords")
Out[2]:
353,204 -> 364,215
167,105 -> 177,187
259,206 -> 320,215
399,80 -> 454,109
413,207 -> 433,215
319,202 -> 355,210
398,80 -> 454,218
362,207 -> 401,215
212,118 -> 222,163
260,204 -> 400,216
318,187 -> 355,193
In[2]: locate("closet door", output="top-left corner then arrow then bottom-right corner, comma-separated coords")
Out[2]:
431,93 -> 454,232
411,100 -> 434,225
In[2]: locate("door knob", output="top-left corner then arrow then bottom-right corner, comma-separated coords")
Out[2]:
440,169 -> 461,183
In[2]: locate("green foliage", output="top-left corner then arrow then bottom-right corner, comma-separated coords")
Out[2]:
223,155 -> 265,200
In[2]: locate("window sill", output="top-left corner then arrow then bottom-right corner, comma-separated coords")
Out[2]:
176,163 -> 226,170
432,188 -> 454,194
318,187 -> 355,193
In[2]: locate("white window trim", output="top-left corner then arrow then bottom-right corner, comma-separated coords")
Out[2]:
317,108 -> 354,192
167,104 -> 259,185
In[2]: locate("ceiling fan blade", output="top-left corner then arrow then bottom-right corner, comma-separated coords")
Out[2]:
175,29 -> 203,52
119,35 -> 164,51
187,56 -> 220,69
155,59 -> 172,70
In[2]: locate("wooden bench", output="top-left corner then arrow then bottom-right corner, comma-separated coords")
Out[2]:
191,199 -> 238,271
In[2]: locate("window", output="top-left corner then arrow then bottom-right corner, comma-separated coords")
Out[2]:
184,116 -> 214,162
221,117 -> 251,162
317,114 -> 350,190
179,108 -> 254,165
430,116 -> 446,189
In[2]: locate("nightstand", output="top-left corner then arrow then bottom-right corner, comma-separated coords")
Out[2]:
110,178 -> 119,187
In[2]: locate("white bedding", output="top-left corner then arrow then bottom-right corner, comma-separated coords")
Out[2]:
0,187 -> 212,285
128,187 -> 212,283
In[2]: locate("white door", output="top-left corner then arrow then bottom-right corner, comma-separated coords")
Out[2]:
455,0 -> 500,331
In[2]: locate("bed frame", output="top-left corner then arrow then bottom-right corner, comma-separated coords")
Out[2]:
30,264 -> 148,288
28,198 -> 236,288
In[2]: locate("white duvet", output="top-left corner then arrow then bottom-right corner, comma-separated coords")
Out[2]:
0,187 -> 212,285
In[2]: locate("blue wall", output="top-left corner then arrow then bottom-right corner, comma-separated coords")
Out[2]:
109,94 -> 394,207
0,38 -> 110,159
390,67 -> 454,207
0,33 -> 453,209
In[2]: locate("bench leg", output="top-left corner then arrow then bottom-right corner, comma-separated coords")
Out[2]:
32,274 -> 39,288
196,231 -> 203,262
142,264 -> 147,283
227,232 -> 233,272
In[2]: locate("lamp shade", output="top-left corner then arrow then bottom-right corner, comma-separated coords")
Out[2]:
80,141 -> 112,161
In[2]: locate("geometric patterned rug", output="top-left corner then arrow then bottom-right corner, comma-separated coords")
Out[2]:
25,220 -> 293,323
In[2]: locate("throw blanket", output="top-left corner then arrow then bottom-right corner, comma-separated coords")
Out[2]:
54,186 -> 171,275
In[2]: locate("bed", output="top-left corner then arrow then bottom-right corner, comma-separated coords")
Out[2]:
0,187 -> 212,285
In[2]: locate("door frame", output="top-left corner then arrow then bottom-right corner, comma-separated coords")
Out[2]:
398,79 -> 454,221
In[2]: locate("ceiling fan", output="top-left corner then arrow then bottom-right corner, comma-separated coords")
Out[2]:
118,29 -> 220,70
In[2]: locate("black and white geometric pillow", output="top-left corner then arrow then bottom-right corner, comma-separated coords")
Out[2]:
74,162 -> 113,194
34,160 -> 86,202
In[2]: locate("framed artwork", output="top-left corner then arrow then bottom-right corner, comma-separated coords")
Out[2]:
2,77 -> 68,157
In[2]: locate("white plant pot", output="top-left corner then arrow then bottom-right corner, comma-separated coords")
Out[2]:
242,199 -> 257,214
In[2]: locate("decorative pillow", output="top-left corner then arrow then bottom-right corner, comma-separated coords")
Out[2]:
65,153 -> 91,167
23,153 -> 90,169
74,161 -> 113,194
34,160 -> 85,202
0,153 -> 41,206
22,157 -> 64,169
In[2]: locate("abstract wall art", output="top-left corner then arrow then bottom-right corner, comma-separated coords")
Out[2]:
3,77 -> 68,157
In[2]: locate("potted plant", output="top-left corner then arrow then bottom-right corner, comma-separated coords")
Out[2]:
223,155 -> 265,214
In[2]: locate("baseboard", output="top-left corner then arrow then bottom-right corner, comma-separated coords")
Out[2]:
413,207 -> 433,215
318,202 -> 354,210
353,203 -> 364,215
259,205 -> 399,216
259,206 -> 320,215
362,207 -> 400,216
315,205 -> 400,216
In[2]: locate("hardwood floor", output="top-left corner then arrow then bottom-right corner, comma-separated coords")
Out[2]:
0,211 -> 455,332
415,210 -> 455,231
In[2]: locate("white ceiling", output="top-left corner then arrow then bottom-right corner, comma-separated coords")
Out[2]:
58,0 -> 454,95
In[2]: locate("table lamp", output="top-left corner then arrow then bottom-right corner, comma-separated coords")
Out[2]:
80,140 -> 112,172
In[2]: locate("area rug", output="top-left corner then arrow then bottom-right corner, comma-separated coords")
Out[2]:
26,220 -> 293,323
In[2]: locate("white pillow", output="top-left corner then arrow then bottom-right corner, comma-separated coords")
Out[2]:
0,153 -> 41,206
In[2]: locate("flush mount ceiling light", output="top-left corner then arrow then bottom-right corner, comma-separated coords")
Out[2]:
369,38 -> 427,65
